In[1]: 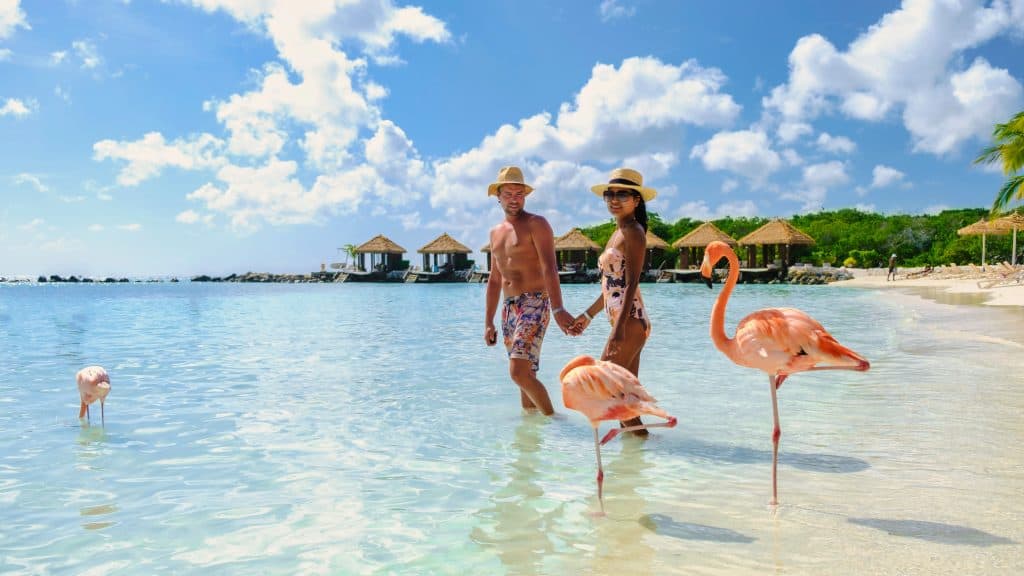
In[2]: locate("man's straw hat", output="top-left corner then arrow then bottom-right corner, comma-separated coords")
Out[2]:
591,167 -> 657,202
487,166 -> 534,197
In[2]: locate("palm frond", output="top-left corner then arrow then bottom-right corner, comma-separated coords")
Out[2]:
991,174 -> 1024,213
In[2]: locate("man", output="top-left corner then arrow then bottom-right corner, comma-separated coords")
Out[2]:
887,253 -> 897,281
484,165 -> 576,416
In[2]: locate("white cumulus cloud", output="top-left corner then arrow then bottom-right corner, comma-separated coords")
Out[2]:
816,132 -> 856,154
0,0 -> 29,40
690,129 -> 781,181
871,164 -> 905,188
0,97 -> 35,117
763,0 -> 1024,155
599,0 -> 636,22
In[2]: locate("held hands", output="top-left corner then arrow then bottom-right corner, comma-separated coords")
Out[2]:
570,313 -> 591,335
552,308 -> 581,336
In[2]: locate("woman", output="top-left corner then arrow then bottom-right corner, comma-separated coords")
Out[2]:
574,168 -> 656,436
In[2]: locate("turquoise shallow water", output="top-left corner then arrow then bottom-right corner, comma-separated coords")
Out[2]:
1,282 -> 1022,574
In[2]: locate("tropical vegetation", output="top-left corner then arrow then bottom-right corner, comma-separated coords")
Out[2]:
976,110 -> 1024,214
578,208 -> 1015,269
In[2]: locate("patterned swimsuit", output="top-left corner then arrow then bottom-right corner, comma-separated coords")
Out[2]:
598,247 -> 651,337
501,291 -> 550,373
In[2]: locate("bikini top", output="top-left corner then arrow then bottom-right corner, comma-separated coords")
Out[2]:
598,247 -> 627,281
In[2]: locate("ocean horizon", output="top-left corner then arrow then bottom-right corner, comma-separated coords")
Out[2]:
1,282 -> 1021,574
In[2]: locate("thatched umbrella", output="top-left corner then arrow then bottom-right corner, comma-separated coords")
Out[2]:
554,228 -> 602,269
672,222 -> 738,268
738,219 -> 815,268
355,234 -> 407,272
418,233 -> 472,271
957,219 -> 1009,268
993,212 -> 1024,265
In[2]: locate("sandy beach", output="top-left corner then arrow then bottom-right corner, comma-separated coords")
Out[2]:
832,267 -> 1024,308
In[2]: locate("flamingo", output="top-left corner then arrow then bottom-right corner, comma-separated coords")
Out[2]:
76,366 -> 111,425
699,241 -> 869,505
560,355 -> 677,513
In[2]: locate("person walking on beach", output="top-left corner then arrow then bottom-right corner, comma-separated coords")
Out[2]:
484,165 -> 577,416
572,168 -> 657,436
887,253 -> 897,281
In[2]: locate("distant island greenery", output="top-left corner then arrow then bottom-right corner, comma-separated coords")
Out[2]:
578,207 -> 1017,269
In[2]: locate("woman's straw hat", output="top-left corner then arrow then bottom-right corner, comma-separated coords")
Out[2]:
487,166 -> 534,197
591,167 -> 657,202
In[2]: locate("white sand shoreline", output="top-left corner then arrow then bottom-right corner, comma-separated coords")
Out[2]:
831,267 -> 1024,308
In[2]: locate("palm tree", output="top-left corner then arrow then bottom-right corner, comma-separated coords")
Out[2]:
343,243 -> 358,269
975,110 -> 1024,214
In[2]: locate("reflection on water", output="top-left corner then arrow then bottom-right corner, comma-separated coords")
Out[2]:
470,417 -> 557,575
80,503 -> 118,531
590,437 -> 657,573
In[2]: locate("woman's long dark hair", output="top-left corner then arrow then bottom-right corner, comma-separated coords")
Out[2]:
633,194 -> 649,232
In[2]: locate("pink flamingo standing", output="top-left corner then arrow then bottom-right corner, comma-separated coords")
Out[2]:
560,355 -> 677,513
77,366 -> 111,425
699,241 -> 869,505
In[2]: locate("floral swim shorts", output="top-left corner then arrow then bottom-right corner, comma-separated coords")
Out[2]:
501,291 -> 550,373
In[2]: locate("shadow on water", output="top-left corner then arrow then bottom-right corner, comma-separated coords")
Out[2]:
639,513 -> 756,544
665,436 -> 870,473
848,518 -> 1016,547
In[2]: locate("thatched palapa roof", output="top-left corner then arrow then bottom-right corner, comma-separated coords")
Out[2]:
554,228 -> 602,251
645,230 -> 670,250
418,233 -> 471,254
957,219 -> 1009,236
994,212 -> 1024,231
355,234 -> 406,254
672,222 -> 738,248
738,219 -> 815,246
480,242 -> 491,253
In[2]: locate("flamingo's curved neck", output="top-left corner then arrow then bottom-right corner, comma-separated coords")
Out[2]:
710,248 -> 740,358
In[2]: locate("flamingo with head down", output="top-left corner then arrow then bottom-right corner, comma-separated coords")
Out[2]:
700,241 -> 869,505
76,366 -> 111,426
560,355 -> 677,513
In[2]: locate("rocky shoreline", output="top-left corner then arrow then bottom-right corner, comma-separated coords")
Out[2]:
3,268 -> 854,285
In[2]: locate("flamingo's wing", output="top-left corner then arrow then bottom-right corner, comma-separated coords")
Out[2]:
735,308 -> 867,374
560,355 -> 670,423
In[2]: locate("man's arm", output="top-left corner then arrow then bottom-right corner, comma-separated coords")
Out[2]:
530,216 -> 574,334
484,231 -> 503,346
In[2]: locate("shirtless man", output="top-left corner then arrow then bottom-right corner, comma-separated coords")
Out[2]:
484,166 -> 576,415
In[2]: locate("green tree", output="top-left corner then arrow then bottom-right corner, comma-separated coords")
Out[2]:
975,110 -> 1024,213
342,243 -> 357,267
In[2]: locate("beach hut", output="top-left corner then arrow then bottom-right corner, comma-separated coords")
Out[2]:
354,234 -> 407,273
418,233 -> 472,272
554,228 -> 602,271
671,222 -> 738,268
993,211 -> 1024,265
644,230 -> 671,272
738,219 -> 815,268
480,242 -> 492,271
957,219 -> 1009,269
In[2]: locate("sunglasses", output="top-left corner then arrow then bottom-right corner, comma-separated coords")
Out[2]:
603,190 -> 638,202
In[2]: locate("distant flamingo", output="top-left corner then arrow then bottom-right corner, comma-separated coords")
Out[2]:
76,366 -> 111,425
700,241 -> 869,505
560,355 -> 677,513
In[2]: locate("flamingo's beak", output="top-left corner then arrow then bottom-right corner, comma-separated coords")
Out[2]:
702,274 -> 713,289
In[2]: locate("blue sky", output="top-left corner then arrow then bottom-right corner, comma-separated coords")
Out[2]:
1,0 -> 1022,277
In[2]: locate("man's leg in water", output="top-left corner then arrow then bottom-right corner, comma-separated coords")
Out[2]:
509,358 -> 554,415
